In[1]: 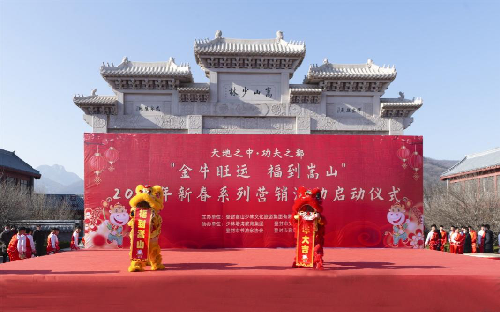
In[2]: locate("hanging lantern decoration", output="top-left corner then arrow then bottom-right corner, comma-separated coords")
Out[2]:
396,145 -> 411,169
105,146 -> 120,172
409,149 -> 423,180
89,147 -> 107,184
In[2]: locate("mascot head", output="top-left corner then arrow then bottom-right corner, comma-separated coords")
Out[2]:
129,185 -> 164,212
108,203 -> 129,226
387,202 -> 406,225
292,187 -> 323,219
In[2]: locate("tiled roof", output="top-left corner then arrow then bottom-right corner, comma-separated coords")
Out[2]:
290,84 -> 322,91
441,147 -> 500,178
178,83 -> 210,92
305,59 -> 397,83
73,95 -> 117,105
10,220 -> 82,232
45,194 -> 84,211
289,84 -> 323,94
194,35 -> 306,57
380,97 -> 423,109
100,57 -> 193,81
0,149 -> 41,178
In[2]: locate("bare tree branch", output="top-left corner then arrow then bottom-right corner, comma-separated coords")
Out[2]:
0,179 -> 76,226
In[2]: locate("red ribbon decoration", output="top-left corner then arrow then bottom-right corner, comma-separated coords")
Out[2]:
296,217 -> 315,267
130,208 -> 152,261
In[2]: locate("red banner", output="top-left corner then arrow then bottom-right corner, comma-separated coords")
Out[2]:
130,208 -> 152,261
296,218 -> 315,267
83,134 -> 424,249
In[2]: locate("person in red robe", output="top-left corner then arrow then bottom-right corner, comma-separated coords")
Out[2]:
453,228 -> 465,254
468,226 -> 478,253
46,228 -> 60,255
70,226 -> 81,250
7,227 -> 27,261
439,225 -> 447,252
425,224 -> 441,251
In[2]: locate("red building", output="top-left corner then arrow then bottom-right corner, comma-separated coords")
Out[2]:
0,149 -> 41,191
441,147 -> 500,195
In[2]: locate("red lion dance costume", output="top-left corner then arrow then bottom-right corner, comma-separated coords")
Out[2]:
291,187 -> 326,270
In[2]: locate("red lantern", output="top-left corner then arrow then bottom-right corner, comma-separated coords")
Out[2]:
89,148 -> 107,184
105,147 -> 120,172
409,151 -> 423,180
396,145 -> 411,169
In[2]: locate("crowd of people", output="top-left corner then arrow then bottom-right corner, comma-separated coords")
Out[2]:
2,222 -> 498,261
0,225 -> 82,262
425,224 -> 499,254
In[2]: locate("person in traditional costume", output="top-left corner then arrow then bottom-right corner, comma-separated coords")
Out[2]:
71,226 -> 81,250
468,226 -> 477,253
449,226 -> 456,253
25,228 -> 36,258
453,228 -> 464,254
478,224 -> 485,253
462,227 -> 472,253
128,185 -> 165,272
425,224 -> 441,251
439,225 -> 448,252
7,227 -> 27,261
291,187 -> 326,270
46,228 -> 60,255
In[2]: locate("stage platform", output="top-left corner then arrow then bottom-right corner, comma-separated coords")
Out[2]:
1,248 -> 500,311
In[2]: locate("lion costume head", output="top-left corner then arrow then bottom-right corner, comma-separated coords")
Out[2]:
292,186 -> 323,220
129,185 -> 164,212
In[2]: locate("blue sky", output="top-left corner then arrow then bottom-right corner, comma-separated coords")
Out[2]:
1,0 -> 499,178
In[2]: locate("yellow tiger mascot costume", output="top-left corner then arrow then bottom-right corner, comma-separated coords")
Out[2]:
127,185 -> 165,272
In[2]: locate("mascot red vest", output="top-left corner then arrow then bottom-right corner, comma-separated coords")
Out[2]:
291,187 -> 326,270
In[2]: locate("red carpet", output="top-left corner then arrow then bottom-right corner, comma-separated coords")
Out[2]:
1,248 -> 500,311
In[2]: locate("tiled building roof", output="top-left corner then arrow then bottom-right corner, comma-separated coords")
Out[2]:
380,97 -> 423,109
305,59 -> 397,83
289,84 -> 323,95
45,194 -> 84,211
194,30 -> 306,74
177,83 -> 210,92
73,95 -> 117,105
194,35 -> 305,57
10,220 -> 82,232
0,149 -> 41,178
100,57 -> 193,82
441,147 -> 500,179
